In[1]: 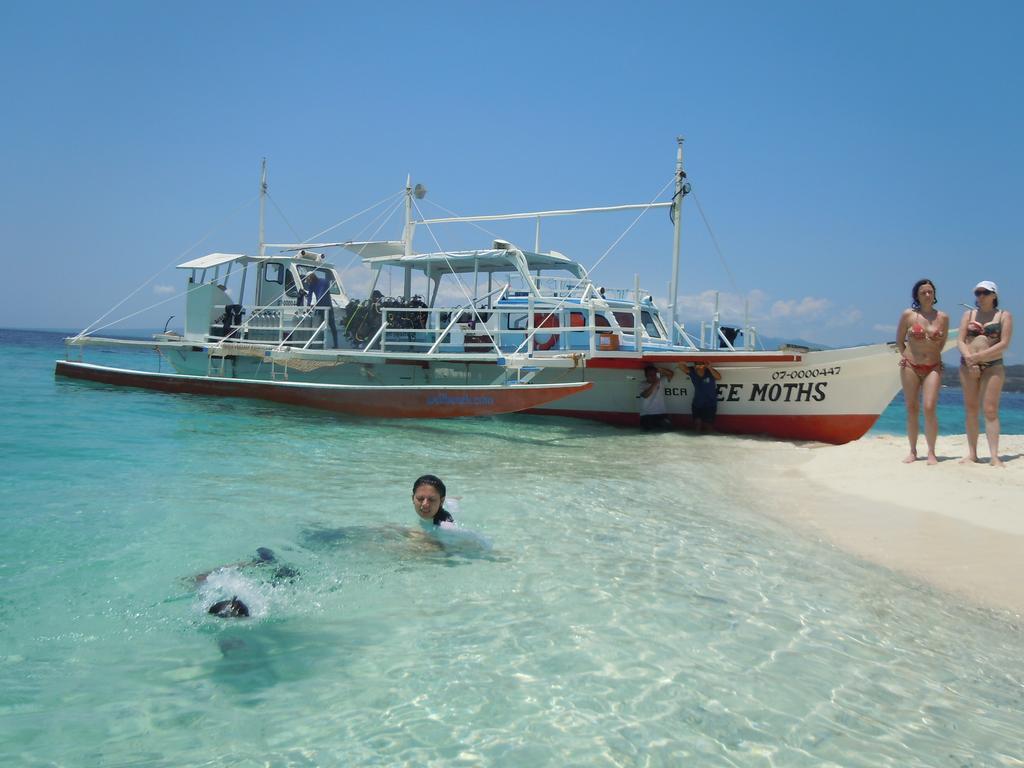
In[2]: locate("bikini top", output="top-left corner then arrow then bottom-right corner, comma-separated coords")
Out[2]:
965,310 -> 1001,341
907,312 -> 945,342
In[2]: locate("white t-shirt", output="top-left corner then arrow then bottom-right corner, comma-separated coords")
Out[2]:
639,372 -> 667,416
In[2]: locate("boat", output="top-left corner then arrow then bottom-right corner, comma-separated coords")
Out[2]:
54,360 -> 592,418
57,141 -> 903,442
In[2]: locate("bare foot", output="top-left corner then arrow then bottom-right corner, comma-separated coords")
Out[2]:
902,452 -> 918,464
991,457 -> 1005,468
959,455 -> 979,465
926,454 -> 939,466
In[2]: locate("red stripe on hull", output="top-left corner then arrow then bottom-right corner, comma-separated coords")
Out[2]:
55,361 -> 590,419
583,354 -> 802,369
526,407 -> 879,445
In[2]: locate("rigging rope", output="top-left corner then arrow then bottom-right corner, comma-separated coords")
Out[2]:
690,189 -> 740,295
410,175 -> 676,357
74,194 -> 260,340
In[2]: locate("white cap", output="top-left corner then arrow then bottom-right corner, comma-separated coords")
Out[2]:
974,280 -> 998,294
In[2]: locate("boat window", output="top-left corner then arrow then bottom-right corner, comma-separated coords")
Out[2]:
595,314 -> 612,333
533,312 -> 559,329
297,267 -> 341,294
264,263 -> 283,284
569,312 -> 586,327
641,311 -> 661,338
284,269 -> 299,298
613,312 -> 636,332
507,313 -> 529,331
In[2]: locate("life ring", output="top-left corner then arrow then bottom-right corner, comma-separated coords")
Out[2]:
535,333 -> 559,351
533,313 -> 559,351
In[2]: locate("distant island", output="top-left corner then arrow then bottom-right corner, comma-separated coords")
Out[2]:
941,363 -> 1024,392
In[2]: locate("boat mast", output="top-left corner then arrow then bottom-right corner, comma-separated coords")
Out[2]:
258,158 -> 267,257
402,175 -> 414,298
240,158 -> 267,308
669,137 -> 688,344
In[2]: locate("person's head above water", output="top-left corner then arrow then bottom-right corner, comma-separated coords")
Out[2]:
412,474 -> 446,521
208,596 -> 250,618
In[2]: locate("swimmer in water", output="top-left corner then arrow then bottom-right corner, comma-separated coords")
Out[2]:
193,547 -> 298,586
194,547 -> 299,619
412,474 -> 455,528
208,596 -> 250,618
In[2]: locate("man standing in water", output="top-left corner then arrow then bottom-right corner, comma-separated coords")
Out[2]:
638,364 -> 675,431
686,360 -> 722,432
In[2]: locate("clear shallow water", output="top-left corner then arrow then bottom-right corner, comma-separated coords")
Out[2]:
2,329 -> 1023,767
872,389 -> 1024,437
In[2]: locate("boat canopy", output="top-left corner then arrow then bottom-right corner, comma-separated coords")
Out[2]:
361,248 -> 587,279
177,252 -> 249,270
176,252 -> 321,270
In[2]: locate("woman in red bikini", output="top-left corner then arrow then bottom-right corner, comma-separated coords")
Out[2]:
958,280 -> 1014,467
896,279 -> 949,464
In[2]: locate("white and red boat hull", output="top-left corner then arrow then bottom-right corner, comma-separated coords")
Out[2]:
528,343 -> 902,444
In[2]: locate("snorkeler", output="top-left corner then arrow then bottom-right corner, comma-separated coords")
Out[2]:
412,474 -> 455,528
208,596 -> 250,618
195,547 -> 299,619
194,547 -> 298,586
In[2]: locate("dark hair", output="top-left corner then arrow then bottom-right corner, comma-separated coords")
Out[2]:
911,279 -> 936,310
412,474 -> 446,498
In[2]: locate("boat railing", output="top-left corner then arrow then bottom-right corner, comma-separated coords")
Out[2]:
673,321 -> 700,350
503,278 -> 650,305
375,302 -> 662,356
206,302 -> 334,348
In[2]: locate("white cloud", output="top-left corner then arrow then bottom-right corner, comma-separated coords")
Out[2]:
770,296 -> 830,319
826,308 -> 863,328
872,323 -> 896,333
153,284 -> 175,296
675,289 -> 768,318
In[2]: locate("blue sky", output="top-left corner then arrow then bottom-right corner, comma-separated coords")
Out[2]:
2,1 -> 1021,360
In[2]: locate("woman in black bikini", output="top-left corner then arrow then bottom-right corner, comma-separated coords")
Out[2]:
958,280 -> 1014,467
896,279 -> 949,464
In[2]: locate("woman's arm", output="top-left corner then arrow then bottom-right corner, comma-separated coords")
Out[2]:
708,365 -> 722,380
956,310 -> 973,358
896,309 -> 911,355
658,367 -> 675,381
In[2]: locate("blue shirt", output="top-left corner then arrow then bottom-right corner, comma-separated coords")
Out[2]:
689,368 -> 719,409
303,275 -> 332,307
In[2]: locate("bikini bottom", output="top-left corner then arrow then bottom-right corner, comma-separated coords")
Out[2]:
960,357 -> 1003,371
900,358 -> 943,379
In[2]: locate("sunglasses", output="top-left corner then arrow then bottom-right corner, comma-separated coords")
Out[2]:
975,289 -> 993,297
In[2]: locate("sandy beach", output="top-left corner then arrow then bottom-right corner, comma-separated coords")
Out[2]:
734,434 -> 1024,617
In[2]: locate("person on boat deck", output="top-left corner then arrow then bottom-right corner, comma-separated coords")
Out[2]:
896,278 -> 949,465
638,364 -> 674,431
216,284 -> 243,339
686,361 -> 722,432
957,280 -> 1013,467
412,474 -> 455,528
301,270 -> 339,348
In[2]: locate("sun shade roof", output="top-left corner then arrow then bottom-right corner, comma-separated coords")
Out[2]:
360,249 -> 586,278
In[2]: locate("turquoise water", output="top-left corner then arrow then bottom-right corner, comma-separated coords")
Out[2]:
873,389 -> 1024,437
2,329 -> 1023,766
